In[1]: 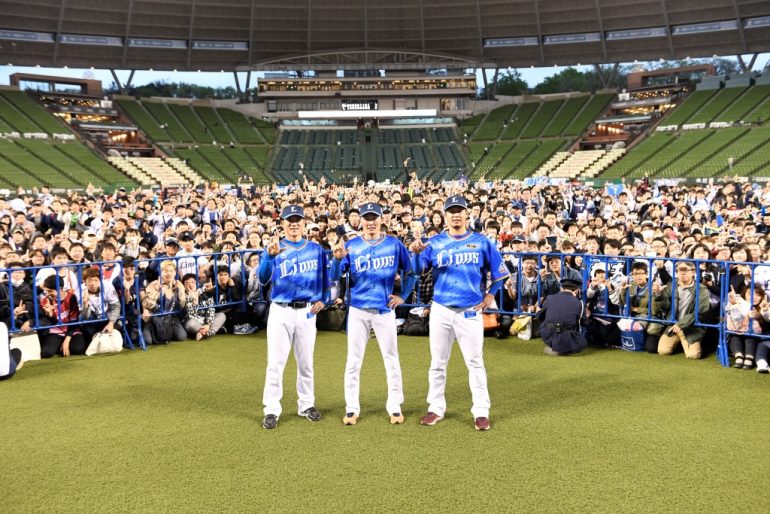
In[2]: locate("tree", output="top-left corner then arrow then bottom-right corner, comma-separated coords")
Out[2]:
492,69 -> 529,96
533,67 -> 589,94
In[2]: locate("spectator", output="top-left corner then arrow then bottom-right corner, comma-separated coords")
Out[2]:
39,274 -> 85,358
652,261 -> 712,359
80,266 -> 121,345
181,273 -> 223,340
725,285 -> 770,369
141,260 -> 186,345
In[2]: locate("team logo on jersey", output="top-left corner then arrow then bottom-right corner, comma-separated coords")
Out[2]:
435,250 -> 480,268
353,255 -> 395,272
466,244 -> 479,249
498,263 -> 508,274
278,258 -> 319,278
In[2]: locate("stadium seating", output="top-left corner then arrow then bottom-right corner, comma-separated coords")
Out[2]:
500,103 -> 538,139
535,152 -> 571,176
490,140 -> 538,178
714,85 -> 770,122
509,139 -> 569,179
628,131 -> 714,179
601,134 -> 674,179
541,96 -> 588,137
519,100 -> 563,138
471,143 -> 511,178
472,104 -> 516,140
1,91 -> 69,134
115,100 -> 170,141
687,87 -> 747,124
167,104 -> 210,143
0,95 -> 44,133
580,149 -> 626,178
54,143 -> 134,186
216,108 -> 265,144
658,128 -> 746,177
252,118 -> 276,143
0,139 -> 81,188
142,102 -> 193,142
194,106 -> 234,144
16,139 -> 105,185
562,94 -> 613,136
743,93 -> 770,124
685,127 -> 770,177
174,149 -> 229,182
661,90 -> 718,127
459,113 -> 485,138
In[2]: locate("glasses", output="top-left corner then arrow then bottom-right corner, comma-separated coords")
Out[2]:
676,268 -> 693,273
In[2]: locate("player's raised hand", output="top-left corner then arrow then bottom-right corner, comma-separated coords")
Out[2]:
409,238 -> 427,254
267,235 -> 284,256
333,239 -> 347,260
387,294 -> 404,309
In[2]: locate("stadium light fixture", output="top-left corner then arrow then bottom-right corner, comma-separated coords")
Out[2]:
149,68 -> 153,71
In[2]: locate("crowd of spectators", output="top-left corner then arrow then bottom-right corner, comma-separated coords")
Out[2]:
1,175 -> 770,372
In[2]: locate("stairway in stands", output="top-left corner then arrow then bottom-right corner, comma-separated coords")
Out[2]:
108,157 -> 203,186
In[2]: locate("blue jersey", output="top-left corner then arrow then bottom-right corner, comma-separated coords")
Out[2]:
332,235 -> 416,313
258,239 -> 329,303
416,231 -> 510,309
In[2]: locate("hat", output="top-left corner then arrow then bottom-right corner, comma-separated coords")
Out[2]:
444,196 -> 468,211
641,220 -> 654,228
11,226 -> 24,235
512,236 -> 525,243
560,277 -> 583,289
281,205 -> 305,219
164,237 -> 179,247
83,229 -> 97,238
179,231 -> 194,241
307,223 -> 320,231
359,202 -> 383,217
511,202 -> 523,210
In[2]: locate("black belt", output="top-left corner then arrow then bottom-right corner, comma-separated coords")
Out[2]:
276,301 -> 309,309
547,322 -> 577,333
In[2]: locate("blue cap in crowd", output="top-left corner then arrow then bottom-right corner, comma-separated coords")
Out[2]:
281,205 -> 305,219
444,195 -> 468,211
359,202 -> 383,217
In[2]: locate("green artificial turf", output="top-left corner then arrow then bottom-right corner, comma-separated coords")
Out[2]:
2,332 -> 769,512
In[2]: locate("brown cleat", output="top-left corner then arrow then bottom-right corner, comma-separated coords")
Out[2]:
474,417 -> 491,431
343,412 -> 358,425
390,412 -> 405,424
420,412 -> 443,426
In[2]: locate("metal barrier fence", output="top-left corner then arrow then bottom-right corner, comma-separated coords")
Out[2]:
3,249 -> 767,368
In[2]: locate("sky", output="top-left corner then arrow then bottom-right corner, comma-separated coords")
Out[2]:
0,55 -> 768,92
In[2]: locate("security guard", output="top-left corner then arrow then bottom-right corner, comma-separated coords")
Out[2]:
537,277 -> 587,356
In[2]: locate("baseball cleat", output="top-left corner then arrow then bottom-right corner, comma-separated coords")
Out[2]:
419,412 -> 442,426
390,412 -> 405,424
262,414 -> 278,430
299,407 -> 322,422
343,412 -> 358,425
474,417 -> 491,431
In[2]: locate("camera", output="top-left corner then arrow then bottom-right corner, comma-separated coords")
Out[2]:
703,272 -> 714,282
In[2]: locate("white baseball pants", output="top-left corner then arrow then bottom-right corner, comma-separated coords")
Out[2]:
262,303 -> 317,418
344,306 -> 404,416
427,302 -> 491,418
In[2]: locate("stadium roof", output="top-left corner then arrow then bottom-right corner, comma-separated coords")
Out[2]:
0,0 -> 769,72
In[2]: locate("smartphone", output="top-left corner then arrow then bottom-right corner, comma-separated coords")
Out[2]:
546,236 -> 557,247
645,251 -> 657,258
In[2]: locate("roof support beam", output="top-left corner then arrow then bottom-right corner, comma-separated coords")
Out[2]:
488,67 -> 499,100
533,0 -> 545,66
737,53 -> 758,73
53,0 -> 68,65
659,0 -> 675,59
732,0 -> 748,54
593,0 -> 608,63
121,0 -> 135,68
594,63 -> 619,89
186,0 -> 198,69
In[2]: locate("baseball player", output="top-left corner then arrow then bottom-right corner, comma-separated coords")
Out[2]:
258,205 -> 329,430
411,195 -> 510,431
331,202 -> 416,425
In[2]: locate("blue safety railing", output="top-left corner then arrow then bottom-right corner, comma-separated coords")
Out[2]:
2,249 -> 767,367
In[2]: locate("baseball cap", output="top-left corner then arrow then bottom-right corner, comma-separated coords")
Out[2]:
164,237 -> 179,247
512,236 -> 525,243
444,196 -> 468,211
83,229 -> 97,238
281,205 -> 305,219
179,231 -> 194,241
307,223 -> 320,231
560,277 -> 583,289
359,202 -> 383,217
511,202 -> 523,210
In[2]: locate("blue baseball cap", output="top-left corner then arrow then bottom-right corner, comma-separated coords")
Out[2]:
444,195 -> 468,211
359,202 -> 383,217
280,205 -> 305,220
